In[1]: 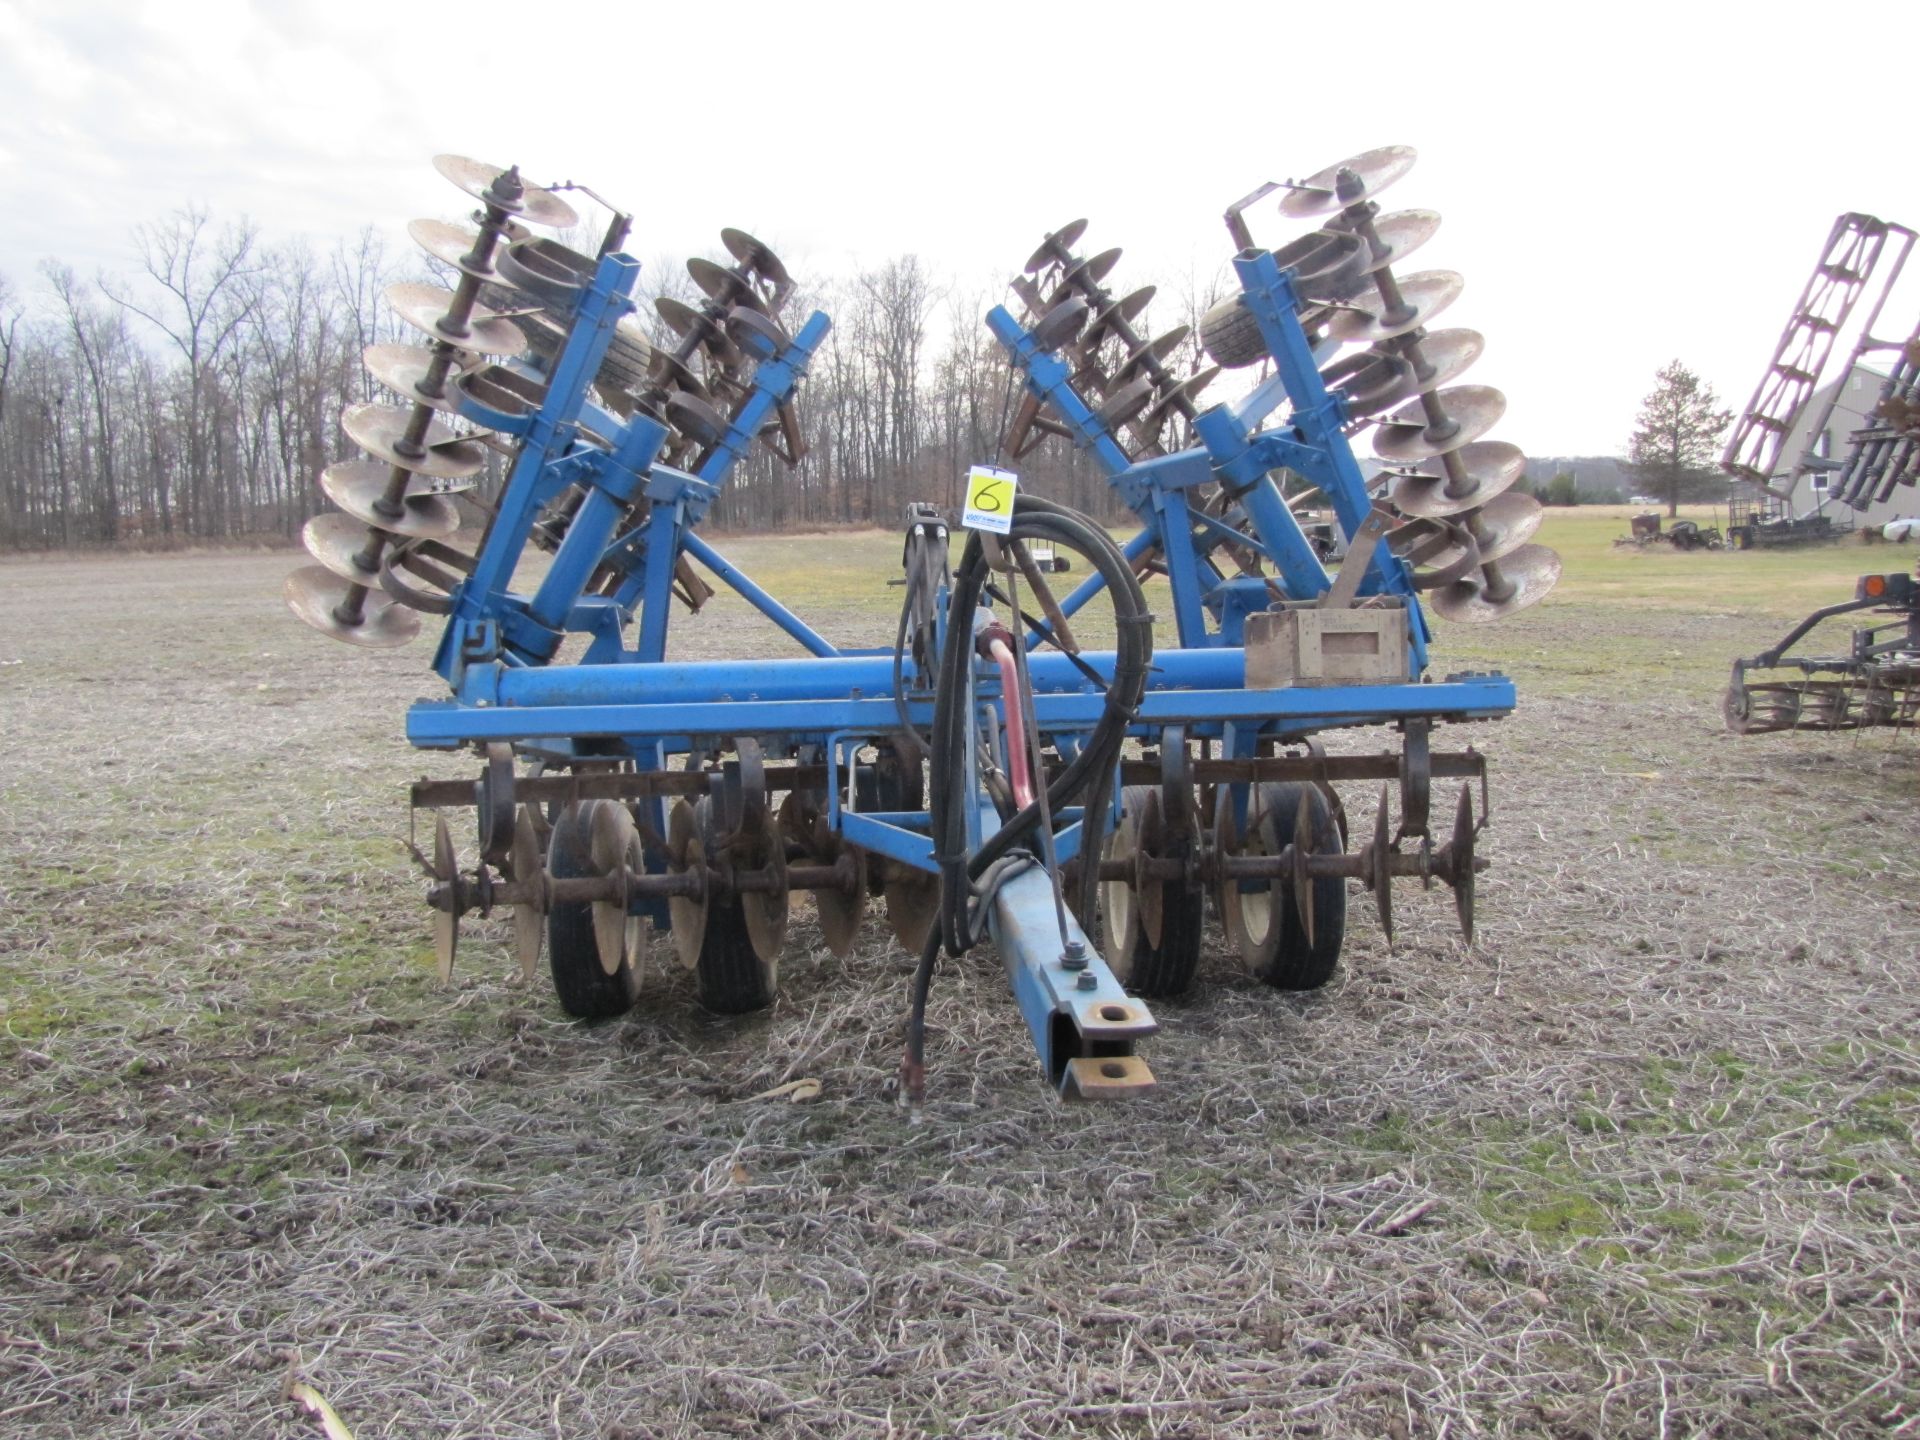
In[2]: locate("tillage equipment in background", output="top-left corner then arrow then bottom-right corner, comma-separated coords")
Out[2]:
285,147 -> 1557,1099
1721,212 -> 1920,733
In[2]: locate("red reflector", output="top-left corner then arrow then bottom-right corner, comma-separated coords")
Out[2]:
1865,575 -> 1888,597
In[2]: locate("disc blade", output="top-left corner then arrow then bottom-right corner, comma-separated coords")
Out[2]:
1350,207 -> 1442,272
1278,145 -> 1418,218
385,283 -> 530,357
1025,219 -> 1088,274
320,460 -> 461,539
433,814 -> 459,983
1392,327 -> 1484,392
741,838 -> 789,969
363,342 -> 468,414
1428,543 -> 1562,623
1082,286 -> 1155,351
1462,490 -> 1545,565
687,257 -> 765,312
1327,270 -> 1463,344
719,227 -> 791,289
284,565 -> 421,648
1114,328 -> 1190,385
1387,440 -> 1528,518
815,849 -> 867,959
342,402 -> 488,481
301,512 -> 383,585
432,155 -> 578,230
407,218 -> 502,281
883,867 -> 940,952
1451,784 -> 1476,945
1372,384 -> 1508,465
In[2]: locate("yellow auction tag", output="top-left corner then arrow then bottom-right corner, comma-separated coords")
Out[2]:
963,465 -> 1018,534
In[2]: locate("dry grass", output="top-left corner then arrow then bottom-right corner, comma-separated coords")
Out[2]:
1,539 -> 1916,1438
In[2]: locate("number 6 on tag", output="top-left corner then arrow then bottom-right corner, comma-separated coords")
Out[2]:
962,465 -> 1018,535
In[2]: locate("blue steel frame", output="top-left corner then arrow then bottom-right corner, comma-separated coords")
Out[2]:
405,241 -> 1517,1093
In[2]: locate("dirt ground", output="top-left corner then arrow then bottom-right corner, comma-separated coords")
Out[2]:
1,545 -> 1916,1439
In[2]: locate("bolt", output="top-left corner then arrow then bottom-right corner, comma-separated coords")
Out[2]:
1075,971 -> 1097,991
1061,939 -> 1087,970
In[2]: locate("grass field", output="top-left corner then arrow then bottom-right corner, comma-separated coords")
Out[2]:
1,509 -> 1916,1438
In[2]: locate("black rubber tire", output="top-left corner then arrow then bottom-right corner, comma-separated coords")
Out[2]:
692,797 -> 778,1015
1256,782 -> 1347,991
1102,788 -> 1205,998
1198,295 -> 1269,370
546,800 -> 636,1020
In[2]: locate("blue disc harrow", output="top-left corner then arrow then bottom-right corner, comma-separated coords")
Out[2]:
287,147 -> 1557,1100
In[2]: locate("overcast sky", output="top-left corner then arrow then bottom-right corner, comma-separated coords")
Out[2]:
2,0 -> 1916,457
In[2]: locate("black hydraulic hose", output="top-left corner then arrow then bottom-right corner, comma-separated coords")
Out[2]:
903,493 -> 1150,1103
926,495 -> 1152,956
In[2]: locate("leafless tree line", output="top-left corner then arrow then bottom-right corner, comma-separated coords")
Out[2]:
0,207 -> 1218,552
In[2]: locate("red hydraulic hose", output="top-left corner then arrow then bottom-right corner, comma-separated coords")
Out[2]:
985,635 -> 1035,811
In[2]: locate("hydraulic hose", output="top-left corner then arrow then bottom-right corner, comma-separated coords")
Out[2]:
925,493 -> 1153,957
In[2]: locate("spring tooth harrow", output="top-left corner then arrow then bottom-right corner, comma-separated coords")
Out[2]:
287,147 -> 1548,1101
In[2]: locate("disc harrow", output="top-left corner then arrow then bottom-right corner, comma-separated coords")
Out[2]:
287,147 -> 1544,1103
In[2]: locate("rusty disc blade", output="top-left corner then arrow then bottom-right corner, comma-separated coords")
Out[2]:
432,814 -> 459,983
1462,490 -> 1546,564
1450,784 -> 1476,945
1349,208 -> 1442,272
1114,328 -> 1190,386
321,460 -> 461,540
1025,219 -> 1089,274
301,512 -> 385,585
814,848 -> 867,959
1371,786 -> 1394,947
1428,542 -> 1562,623
407,219 -> 502,281
720,227 -> 791,289
1327,270 -> 1463,344
1387,440 -> 1528,518
511,806 -> 545,983
687,257 -> 766,312
362,342 -> 469,414
741,831 -> 789,970
342,403 -> 488,482
385,283 -> 530,358
1082,286 -> 1155,351
1372,384 -> 1508,465
284,564 -> 422,648
1391,327 -> 1484,392
432,155 -> 578,229
666,800 -> 707,970
1278,145 -> 1418,218
883,867 -> 940,953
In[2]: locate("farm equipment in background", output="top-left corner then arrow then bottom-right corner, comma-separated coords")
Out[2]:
1618,512 -> 1722,550
284,148 -> 1555,1100
1721,212 -> 1920,732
